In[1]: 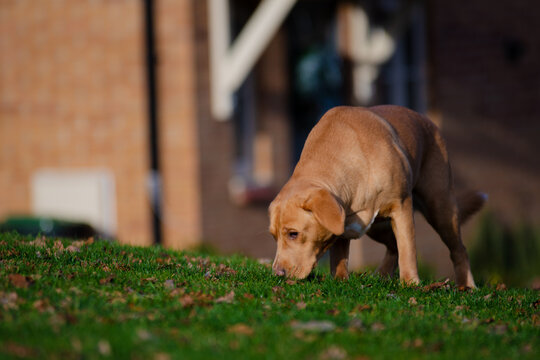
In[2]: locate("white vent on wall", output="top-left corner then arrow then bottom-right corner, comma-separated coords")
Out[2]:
31,170 -> 117,236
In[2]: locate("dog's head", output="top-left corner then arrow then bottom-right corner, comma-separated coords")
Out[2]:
269,187 -> 345,279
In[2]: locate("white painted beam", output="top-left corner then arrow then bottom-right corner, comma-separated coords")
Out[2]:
208,0 -> 297,121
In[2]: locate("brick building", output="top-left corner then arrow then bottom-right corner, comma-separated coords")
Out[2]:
1,0 -> 539,277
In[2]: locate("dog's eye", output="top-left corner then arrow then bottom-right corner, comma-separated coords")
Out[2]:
287,231 -> 299,240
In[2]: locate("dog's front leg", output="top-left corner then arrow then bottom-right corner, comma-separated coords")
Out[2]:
390,197 -> 420,285
330,238 -> 350,280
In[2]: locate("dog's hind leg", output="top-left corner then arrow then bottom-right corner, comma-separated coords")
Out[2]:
417,192 -> 475,288
366,220 -> 398,277
415,148 -> 476,288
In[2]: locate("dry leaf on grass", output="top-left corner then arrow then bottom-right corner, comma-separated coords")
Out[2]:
99,275 -> 115,285
137,328 -> 152,341
319,346 -> 347,360
370,322 -> 385,331
154,353 -> 171,360
215,291 -> 235,304
227,323 -> 254,336
8,274 -> 30,288
496,283 -> 507,291
98,340 -> 111,356
179,295 -> 194,307
4,342 -> 35,358
423,279 -> 450,292
28,237 -> 47,248
296,301 -> 307,310
65,245 -> 81,253
33,299 -> 54,313
164,279 -> 175,290
0,292 -> 19,310
326,308 -> 340,316
290,320 -> 335,332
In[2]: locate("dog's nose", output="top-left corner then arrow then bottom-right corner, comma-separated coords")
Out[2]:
273,267 -> 286,277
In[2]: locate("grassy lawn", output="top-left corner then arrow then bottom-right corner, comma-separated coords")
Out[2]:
1,233 -> 538,359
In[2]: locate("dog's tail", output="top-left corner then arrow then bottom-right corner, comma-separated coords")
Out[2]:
457,190 -> 488,224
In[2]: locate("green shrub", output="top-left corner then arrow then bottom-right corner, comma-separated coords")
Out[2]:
469,212 -> 540,287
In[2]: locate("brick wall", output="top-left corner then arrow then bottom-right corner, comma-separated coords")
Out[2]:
0,0 -> 151,245
428,0 -> 540,224
155,0 -> 202,249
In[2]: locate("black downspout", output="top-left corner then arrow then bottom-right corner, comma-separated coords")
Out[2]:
143,0 -> 162,245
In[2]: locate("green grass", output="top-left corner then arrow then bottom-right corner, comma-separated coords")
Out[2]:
1,233 -> 538,360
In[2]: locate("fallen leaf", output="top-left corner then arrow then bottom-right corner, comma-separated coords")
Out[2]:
272,286 -> 283,294
319,346 -> 347,360
98,340 -> 111,356
215,291 -> 235,304
348,318 -> 364,331
137,328 -> 152,341
286,279 -> 297,285
352,304 -> 371,313
496,283 -> 507,291
483,293 -> 493,301
169,288 -> 186,297
69,287 -> 83,295
99,275 -> 115,285
290,320 -> 335,332
408,297 -> 418,305
215,264 -> 237,277
4,342 -> 35,358
8,274 -> 29,288
296,301 -> 307,310
164,279 -> 175,290
371,322 -> 385,331
65,245 -> 81,253
423,279 -> 450,292
179,295 -> 194,307
492,324 -> 508,335
293,331 -> 317,342
403,338 -> 424,348
29,236 -> 47,248
53,240 -> 64,254
257,258 -> 272,267
243,293 -> 255,300
154,353 -> 171,360
33,299 -> 54,313
326,308 -> 340,316
227,323 -> 254,336
0,292 -> 18,310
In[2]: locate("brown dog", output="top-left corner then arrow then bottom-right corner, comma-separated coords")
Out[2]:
268,105 -> 485,287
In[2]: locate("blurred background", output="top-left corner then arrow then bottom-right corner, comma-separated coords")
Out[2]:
1,0 -> 539,286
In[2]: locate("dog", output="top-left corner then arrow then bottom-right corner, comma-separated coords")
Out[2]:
268,105 -> 485,287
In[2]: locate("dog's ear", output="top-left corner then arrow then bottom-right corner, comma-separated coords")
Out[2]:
302,188 -> 345,235
268,200 -> 280,237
